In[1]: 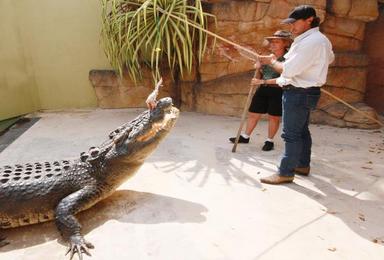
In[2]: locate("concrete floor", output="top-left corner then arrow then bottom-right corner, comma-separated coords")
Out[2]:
0,108 -> 383,260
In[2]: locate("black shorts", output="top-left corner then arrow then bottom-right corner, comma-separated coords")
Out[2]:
249,85 -> 282,116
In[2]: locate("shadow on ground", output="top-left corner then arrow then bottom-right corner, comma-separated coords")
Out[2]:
149,137 -> 281,189
0,190 -> 207,252
151,137 -> 384,250
289,163 -> 384,243
255,157 -> 384,260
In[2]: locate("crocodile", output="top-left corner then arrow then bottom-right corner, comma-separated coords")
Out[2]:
0,97 -> 179,259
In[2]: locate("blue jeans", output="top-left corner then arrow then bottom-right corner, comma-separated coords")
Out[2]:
279,87 -> 321,177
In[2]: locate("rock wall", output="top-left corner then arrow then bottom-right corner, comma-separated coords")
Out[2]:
364,3 -> 384,115
90,0 -> 383,128
89,69 -> 175,108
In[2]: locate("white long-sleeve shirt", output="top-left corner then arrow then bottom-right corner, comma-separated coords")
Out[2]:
276,27 -> 335,88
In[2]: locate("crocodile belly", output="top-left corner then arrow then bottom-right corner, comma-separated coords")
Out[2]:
0,210 -> 55,229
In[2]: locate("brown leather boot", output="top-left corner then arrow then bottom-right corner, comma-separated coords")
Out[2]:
260,174 -> 294,185
294,167 -> 310,176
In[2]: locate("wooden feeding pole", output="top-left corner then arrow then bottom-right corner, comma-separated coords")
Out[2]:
231,67 -> 260,153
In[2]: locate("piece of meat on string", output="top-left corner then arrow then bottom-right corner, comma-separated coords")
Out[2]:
146,77 -> 163,110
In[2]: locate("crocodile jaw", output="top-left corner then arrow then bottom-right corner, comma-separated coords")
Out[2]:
137,106 -> 179,142
103,104 -> 179,187
123,105 -> 179,163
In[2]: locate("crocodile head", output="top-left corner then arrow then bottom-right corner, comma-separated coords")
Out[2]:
102,97 -> 179,164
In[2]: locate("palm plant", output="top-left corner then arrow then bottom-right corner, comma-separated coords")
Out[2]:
100,0 -> 215,84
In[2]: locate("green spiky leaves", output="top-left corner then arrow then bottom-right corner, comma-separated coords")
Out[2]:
101,0 -> 214,83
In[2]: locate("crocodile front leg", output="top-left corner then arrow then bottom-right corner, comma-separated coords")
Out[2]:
55,186 -> 100,260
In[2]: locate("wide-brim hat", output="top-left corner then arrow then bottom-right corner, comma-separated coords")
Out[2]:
265,30 -> 292,42
281,5 -> 317,24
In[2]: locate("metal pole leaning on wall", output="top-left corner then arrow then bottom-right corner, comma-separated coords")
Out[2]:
156,7 -> 384,129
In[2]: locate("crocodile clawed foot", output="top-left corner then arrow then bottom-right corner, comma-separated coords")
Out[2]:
0,236 -> 10,247
66,235 -> 94,260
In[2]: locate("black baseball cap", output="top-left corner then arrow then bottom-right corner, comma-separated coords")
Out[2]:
281,5 -> 317,24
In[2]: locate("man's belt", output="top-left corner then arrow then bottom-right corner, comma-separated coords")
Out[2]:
282,84 -> 320,91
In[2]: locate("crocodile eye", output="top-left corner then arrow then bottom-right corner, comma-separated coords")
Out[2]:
80,152 -> 89,162
90,149 -> 100,157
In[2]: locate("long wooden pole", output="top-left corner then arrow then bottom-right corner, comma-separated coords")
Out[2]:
156,6 -> 383,128
232,69 -> 260,153
320,89 -> 383,126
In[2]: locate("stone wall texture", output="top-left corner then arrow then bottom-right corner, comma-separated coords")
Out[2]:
91,0 -> 383,129
364,4 -> 384,115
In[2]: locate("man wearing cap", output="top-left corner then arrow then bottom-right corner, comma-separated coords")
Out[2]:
229,30 -> 292,151
251,5 -> 334,184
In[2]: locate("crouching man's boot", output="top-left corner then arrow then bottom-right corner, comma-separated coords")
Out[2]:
260,174 -> 294,185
